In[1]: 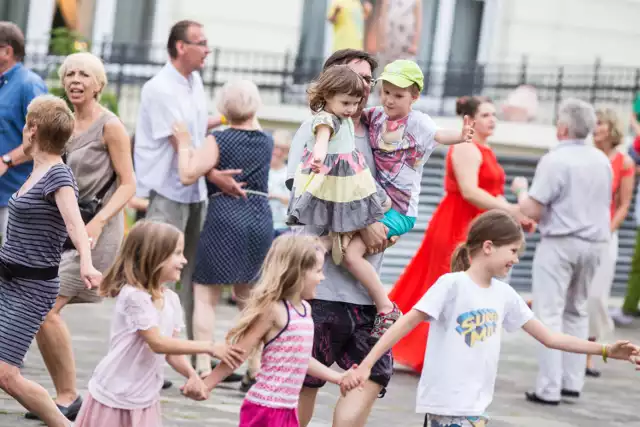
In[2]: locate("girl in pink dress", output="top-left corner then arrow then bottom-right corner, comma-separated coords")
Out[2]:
199,235 -> 355,427
74,221 -> 244,427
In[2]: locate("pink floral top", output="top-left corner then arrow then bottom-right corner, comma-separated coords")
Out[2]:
88,285 -> 184,409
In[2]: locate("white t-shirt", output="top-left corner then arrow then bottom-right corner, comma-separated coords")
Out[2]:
413,272 -> 534,416
88,286 -> 184,409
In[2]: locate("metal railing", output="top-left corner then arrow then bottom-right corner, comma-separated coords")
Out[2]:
24,41 -> 640,128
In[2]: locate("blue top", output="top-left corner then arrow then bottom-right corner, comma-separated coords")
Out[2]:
206,129 -> 273,196
0,63 -> 48,207
0,164 -> 78,268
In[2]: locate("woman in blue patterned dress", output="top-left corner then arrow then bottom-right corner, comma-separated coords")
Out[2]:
174,79 -> 273,388
0,95 -> 101,427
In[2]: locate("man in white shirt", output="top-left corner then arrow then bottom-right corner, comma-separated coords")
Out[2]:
134,20 -> 231,343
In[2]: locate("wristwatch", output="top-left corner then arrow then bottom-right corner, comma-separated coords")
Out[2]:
2,154 -> 12,168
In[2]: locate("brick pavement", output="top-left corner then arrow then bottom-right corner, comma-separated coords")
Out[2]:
0,297 -> 638,426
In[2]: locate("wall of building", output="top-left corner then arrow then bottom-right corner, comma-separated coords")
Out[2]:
489,0 -> 640,66
166,0 -> 303,54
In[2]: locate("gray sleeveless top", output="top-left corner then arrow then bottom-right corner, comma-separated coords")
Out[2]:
59,110 -> 125,294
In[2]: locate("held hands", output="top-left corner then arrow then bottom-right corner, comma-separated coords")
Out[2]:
209,342 -> 245,370
460,115 -> 475,144
180,373 -> 209,401
80,262 -> 102,289
339,364 -> 371,396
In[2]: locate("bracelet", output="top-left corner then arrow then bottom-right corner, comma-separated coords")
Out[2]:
602,344 -> 608,363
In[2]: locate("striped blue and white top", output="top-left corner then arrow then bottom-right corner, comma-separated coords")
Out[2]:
0,163 -> 78,268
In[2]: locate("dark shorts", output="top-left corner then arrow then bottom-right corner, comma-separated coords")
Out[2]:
303,299 -> 393,393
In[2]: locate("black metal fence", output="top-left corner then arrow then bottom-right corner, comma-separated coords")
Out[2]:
25,41 -> 640,128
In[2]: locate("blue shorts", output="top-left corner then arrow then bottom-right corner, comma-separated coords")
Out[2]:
380,208 -> 416,238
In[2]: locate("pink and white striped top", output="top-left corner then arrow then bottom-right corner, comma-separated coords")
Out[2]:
245,300 -> 314,409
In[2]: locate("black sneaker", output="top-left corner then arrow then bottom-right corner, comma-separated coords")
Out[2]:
239,371 -> 257,393
561,389 -> 580,398
25,395 -> 83,421
162,379 -> 173,389
525,391 -> 560,406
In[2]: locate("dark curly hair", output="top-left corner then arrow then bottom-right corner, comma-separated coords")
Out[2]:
307,65 -> 365,113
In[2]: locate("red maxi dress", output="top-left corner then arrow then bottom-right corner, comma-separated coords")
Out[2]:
388,142 -> 506,372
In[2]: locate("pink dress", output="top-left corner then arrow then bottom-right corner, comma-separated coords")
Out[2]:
240,300 -> 314,427
75,285 -> 185,427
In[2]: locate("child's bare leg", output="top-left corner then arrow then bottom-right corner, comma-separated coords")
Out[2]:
319,235 -> 332,253
342,234 -> 394,314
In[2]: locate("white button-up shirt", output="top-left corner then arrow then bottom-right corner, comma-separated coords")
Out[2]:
134,62 -> 208,203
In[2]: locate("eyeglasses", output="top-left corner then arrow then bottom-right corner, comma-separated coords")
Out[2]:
181,40 -> 208,47
360,75 -> 376,88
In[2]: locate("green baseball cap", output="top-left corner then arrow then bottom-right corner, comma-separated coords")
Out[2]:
378,60 -> 424,92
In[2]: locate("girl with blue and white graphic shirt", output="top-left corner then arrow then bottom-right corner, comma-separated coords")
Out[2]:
342,210 -> 640,427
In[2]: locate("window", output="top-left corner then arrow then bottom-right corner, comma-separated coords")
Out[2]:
109,0 -> 156,63
0,0 -> 30,33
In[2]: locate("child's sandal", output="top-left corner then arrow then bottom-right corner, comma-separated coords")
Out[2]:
370,303 -> 402,339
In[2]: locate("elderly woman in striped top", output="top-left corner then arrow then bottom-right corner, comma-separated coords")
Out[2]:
184,235 -> 355,427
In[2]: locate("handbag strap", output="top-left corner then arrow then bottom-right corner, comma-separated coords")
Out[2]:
95,172 -> 117,203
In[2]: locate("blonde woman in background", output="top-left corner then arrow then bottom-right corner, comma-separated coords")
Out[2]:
28,52 -> 135,422
585,108 -> 634,378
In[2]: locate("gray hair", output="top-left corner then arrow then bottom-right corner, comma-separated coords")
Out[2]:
216,79 -> 261,123
556,98 -> 596,139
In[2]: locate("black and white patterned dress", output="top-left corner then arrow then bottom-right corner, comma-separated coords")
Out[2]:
0,164 -> 77,367
193,129 -> 273,285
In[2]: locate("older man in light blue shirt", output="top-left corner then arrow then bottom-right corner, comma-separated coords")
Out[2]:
513,99 -> 611,406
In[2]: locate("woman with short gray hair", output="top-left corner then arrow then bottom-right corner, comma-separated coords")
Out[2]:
174,79 -> 273,390
28,52 -> 136,422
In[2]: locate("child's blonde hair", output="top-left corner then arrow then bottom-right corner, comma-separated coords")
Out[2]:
226,234 -> 322,344
100,221 -> 182,300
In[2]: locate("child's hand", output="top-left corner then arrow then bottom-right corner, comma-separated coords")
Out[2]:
339,364 -> 370,396
180,374 -> 209,401
172,122 -> 192,150
460,115 -> 475,143
607,340 -> 640,361
311,155 -> 325,174
210,342 -> 245,370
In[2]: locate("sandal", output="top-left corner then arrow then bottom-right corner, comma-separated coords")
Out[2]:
330,232 -> 343,265
371,303 -> 402,339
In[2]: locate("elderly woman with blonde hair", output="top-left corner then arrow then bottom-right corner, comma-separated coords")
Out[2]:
27,52 -> 135,422
585,107 -> 634,377
174,79 -> 273,390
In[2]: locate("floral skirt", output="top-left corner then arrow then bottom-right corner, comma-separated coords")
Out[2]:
74,394 -> 162,427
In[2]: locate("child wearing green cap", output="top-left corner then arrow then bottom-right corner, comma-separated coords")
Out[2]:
340,59 -> 474,338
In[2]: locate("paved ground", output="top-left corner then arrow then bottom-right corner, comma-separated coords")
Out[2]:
0,295 -> 638,426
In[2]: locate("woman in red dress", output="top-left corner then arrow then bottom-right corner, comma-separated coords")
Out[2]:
388,96 -> 533,372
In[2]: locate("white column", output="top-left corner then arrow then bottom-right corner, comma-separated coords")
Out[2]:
477,0 -> 501,64
429,0 -> 456,97
91,0 -> 118,55
25,0 -> 56,57
150,0 -> 172,63
323,0 -> 332,60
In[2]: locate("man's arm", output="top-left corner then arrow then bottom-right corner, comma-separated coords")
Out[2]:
3,78 -> 49,171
